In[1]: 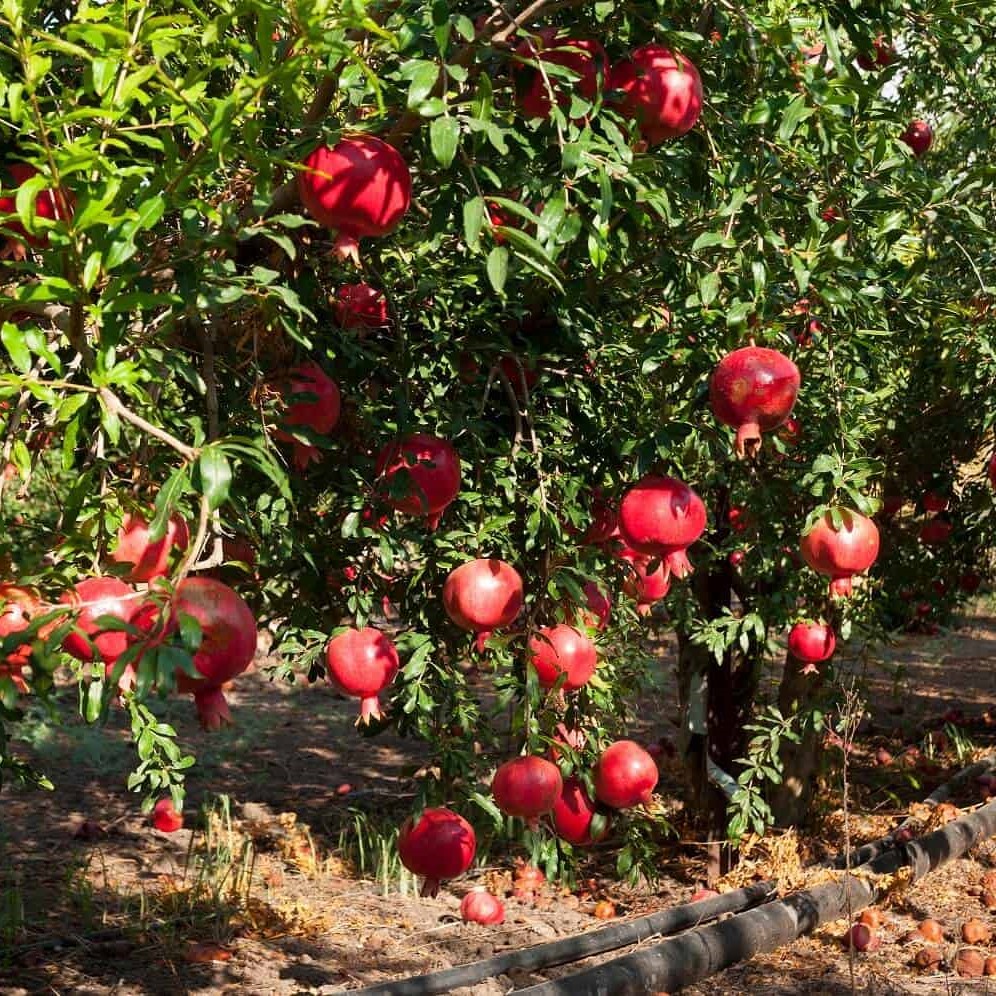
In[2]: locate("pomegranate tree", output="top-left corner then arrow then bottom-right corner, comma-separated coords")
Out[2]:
787,621 -> 837,673
442,558 -> 524,651
491,755 -> 563,828
110,512 -> 190,582
709,346 -> 801,458
274,363 -> 341,471
528,624 -> 597,691
593,740 -> 659,809
800,509 -> 880,597
375,433 -> 462,530
552,776 -> 608,846
325,627 -> 400,724
514,29 -> 606,120
618,474 -> 706,578
610,46 -> 703,144
398,807 -> 476,896
297,135 -> 412,263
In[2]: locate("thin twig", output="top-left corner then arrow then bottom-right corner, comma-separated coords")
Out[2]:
97,388 -> 198,462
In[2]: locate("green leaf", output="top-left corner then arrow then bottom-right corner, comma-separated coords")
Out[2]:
486,246 -> 508,294
1,324 -> 31,372
195,447 -> 232,511
429,116 -> 460,168
463,196 -> 484,249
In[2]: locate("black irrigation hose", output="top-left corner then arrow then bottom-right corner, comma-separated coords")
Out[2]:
517,799 -> 996,995
344,880 -> 777,996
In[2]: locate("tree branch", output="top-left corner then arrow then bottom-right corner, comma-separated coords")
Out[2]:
97,388 -> 198,462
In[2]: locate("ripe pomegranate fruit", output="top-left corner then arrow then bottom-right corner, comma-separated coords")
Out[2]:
528,624 -> 597,691
61,577 -> 139,664
779,417 -> 802,446
610,46 -> 703,144
800,509 -> 880,597
856,36 -> 895,70
297,135 -> 412,263
553,776 -> 609,846
152,798 -> 183,833
729,549 -> 745,567
375,433 -> 462,530
709,347 -> 800,458
334,282 -> 389,329
919,518 -> 952,546
788,621 -> 836,672
514,29 -> 607,119
460,889 -> 505,925
881,494 -> 904,518
922,491 -> 948,514
618,474 -> 706,578
398,807 -> 476,897
491,755 -> 563,828
0,583 -> 45,675
110,512 -> 190,582
901,120 -> 932,156
325,626 -> 400,724
959,572 -> 982,594
0,163 -> 73,249
580,489 -> 619,545
442,558 -> 523,652
844,922 -> 880,951
617,543 -> 671,614
274,363 -> 341,471
172,578 -> 256,730
594,740 -> 659,809
579,581 -> 611,630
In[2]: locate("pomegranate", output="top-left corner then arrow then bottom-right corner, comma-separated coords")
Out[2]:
275,363 -> 341,471
325,626 -> 400,724
618,474 -> 706,578
0,584 -> 45,673
788,621 -> 836,673
548,722 -> 587,761
594,740 -> 659,809
579,581 -> 611,630
398,807 -> 476,897
881,494 -> 904,518
580,489 -> 619,545
610,46 -> 703,144
297,135 -> 412,263
919,518 -> 952,546
442,558 -> 524,652
989,451 -> 996,489
800,509 -> 880,597
172,578 -> 256,729
856,36 -> 896,70
110,512 -> 190,582
728,506 -> 750,533
514,29 -> 606,119
901,120 -> 932,156
375,433 -> 462,530
0,163 -> 73,249
334,282 -> 389,329
152,798 -> 184,833
491,755 -> 563,828
61,577 -> 139,664
729,549 -> 745,567
959,572 -> 982,594
779,417 -> 802,446
617,544 -> 671,615
552,776 -> 609,846
709,347 -> 801,458
528,624 -> 597,691
691,888 -> 720,902
460,889 -> 505,925
922,491 -> 948,514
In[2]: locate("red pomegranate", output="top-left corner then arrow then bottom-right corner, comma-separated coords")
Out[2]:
580,489 -> 619,545
398,807 -> 477,897
901,120 -> 932,157
325,626 -> 400,724
920,518 -> 952,546
61,577 -> 139,664
729,549 -> 745,567
959,572 -> 982,594
491,755 -> 563,828
460,889 -> 505,925
110,512 -> 190,582
922,491 -> 948,514
375,434 -> 462,530
579,581 -> 611,630
800,509 -> 880,598
334,282 -> 389,329
881,494 -> 904,518
275,363 -> 341,471
0,163 -> 73,248
0,584 -> 45,672
856,36 -> 896,70
779,417 -> 803,446
514,30 -> 606,119
989,452 -> 996,490
443,558 -> 523,652
152,798 -> 183,833
709,347 -> 801,458
610,46 -> 703,145
172,578 -> 256,729
552,776 -> 609,846
617,544 -> 671,615
618,474 -> 706,578
528,624 -> 597,691
548,722 -> 587,761
594,740 -> 659,809
788,621 -> 836,673
297,135 -> 412,263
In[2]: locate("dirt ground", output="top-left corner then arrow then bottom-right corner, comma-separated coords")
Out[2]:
3,602 -> 996,995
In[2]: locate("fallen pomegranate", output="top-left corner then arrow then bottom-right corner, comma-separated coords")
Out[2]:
787,621 -> 836,671
610,46 -> 703,144
844,922 -> 880,951
709,346 -> 800,458
460,889 -> 505,925
61,577 -> 139,664
594,740 -> 659,809
514,29 -> 607,120
274,363 -> 341,471
552,776 -> 609,846
398,807 -> 476,897
334,282 -> 389,329
491,755 -> 563,828
110,512 -> 190,582
690,888 -> 719,902
618,474 -> 706,578
375,434 -> 462,529
528,624 -> 597,691
800,509 -> 880,597
901,120 -> 932,156
325,626 -> 400,724
152,798 -> 184,833
442,558 -> 523,651
297,135 -> 412,263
